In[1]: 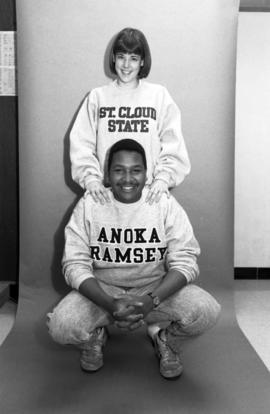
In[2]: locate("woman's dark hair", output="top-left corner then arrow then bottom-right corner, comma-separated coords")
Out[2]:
108,139 -> 147,171
109,27 -> 151,78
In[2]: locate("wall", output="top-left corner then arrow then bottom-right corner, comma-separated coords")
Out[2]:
16,0 -> 238,292
235,12 -> 270,267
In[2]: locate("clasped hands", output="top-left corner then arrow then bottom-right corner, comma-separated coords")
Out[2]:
110,294 -> 153,331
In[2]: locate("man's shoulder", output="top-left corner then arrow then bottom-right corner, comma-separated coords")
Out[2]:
83,193 -> 108,210
74,193 -> 101,213
158,192 -> 187,217
159,192 -> 180,207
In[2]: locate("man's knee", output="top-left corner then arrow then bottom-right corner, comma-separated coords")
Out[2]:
180,293 -> 221,336
184,297 -> 220,334
47,307 -> 91,345
168,286 -> 221,337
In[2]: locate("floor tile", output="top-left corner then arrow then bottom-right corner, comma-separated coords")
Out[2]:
234,280 -> 270,371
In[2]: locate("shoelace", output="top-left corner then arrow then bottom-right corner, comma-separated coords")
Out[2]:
81,342 -> 102,361
92,342 -> 102,354
81,333 -> 102,352
159,339 -> 174,358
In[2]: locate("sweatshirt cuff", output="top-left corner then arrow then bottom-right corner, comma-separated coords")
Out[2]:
170,266 -> 198,284
84,175 -> 102,188
154,171 -> 171,187
72,273 -> 95,291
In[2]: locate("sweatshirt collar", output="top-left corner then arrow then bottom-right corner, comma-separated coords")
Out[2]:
109,187 -> 148,209
111,78 -> 143,92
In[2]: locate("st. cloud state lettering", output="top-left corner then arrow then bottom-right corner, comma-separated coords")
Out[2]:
118,107 -> 156,119
108,118 -> 149,133
99,106 -> 156,120
99,106 -> 157,133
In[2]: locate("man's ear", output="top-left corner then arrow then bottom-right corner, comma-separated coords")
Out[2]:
104,171 -> 111,187
103,160 -> 111,187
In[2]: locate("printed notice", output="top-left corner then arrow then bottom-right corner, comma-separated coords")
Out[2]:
0,31 -> 17,96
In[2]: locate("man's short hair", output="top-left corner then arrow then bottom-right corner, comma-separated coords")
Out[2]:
107,139 -> 147,171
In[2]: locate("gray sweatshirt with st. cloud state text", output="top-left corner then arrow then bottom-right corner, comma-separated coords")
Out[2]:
70,80 -> 190,189
62,189 -> 200,291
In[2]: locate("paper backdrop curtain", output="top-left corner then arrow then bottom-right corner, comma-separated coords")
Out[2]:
1,1 -> 270,413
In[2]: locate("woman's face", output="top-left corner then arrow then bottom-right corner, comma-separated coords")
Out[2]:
114,52 -> 144,88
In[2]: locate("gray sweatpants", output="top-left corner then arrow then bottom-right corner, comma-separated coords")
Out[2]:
47,281 -> 221,346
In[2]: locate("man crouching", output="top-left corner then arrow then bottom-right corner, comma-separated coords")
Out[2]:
47,139 -> 221,379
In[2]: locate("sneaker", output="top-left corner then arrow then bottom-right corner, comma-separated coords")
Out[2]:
153,329 -> 183,379
79,327 -> 107,372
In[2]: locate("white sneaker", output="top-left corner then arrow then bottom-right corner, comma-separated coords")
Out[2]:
79,327 -> 107,372
153,329 -> 183,379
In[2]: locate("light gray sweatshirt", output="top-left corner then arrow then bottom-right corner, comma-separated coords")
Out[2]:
62,189 -> 200,291
70,80 -> 190,189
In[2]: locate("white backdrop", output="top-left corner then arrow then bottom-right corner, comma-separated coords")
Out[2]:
16,0 -> 238,291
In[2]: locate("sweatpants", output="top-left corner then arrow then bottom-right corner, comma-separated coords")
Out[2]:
47,281 -> 221,346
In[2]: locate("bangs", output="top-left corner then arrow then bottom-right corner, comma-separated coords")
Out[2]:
114,38 -> 144,58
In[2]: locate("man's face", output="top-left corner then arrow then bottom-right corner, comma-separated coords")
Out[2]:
109,150 -> 146,203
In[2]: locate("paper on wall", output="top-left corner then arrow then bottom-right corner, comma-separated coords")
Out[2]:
0,31 -> 17,96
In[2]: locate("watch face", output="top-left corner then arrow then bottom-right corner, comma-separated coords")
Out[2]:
153,296 -> 160,307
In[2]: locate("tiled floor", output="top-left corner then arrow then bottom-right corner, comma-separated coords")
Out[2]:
0,281 -> 270,371
234,279 -> 270,371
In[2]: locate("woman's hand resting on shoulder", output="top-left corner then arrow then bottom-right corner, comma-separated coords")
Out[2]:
146,179 -> 169,205
85,181 -> 111,204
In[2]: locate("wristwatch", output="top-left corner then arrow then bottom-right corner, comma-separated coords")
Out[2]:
147,292 -> 161,308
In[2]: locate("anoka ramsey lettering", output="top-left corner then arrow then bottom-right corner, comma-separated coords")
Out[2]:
90,227 -> 167,264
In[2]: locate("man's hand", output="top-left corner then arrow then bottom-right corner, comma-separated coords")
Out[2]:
85,181 -> 111,204
112,294 -> 153,331
112,296 -> 143,330
145,179 -> 169,205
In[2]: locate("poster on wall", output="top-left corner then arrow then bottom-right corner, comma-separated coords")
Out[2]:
0,31 -> 16,96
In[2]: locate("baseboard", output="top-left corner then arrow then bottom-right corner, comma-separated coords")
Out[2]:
240,6 -> 270,12
234,267 -> 270,280
9,283 -> 18,302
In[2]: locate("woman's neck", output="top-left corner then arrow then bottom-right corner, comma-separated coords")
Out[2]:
116,78 -> 140,90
